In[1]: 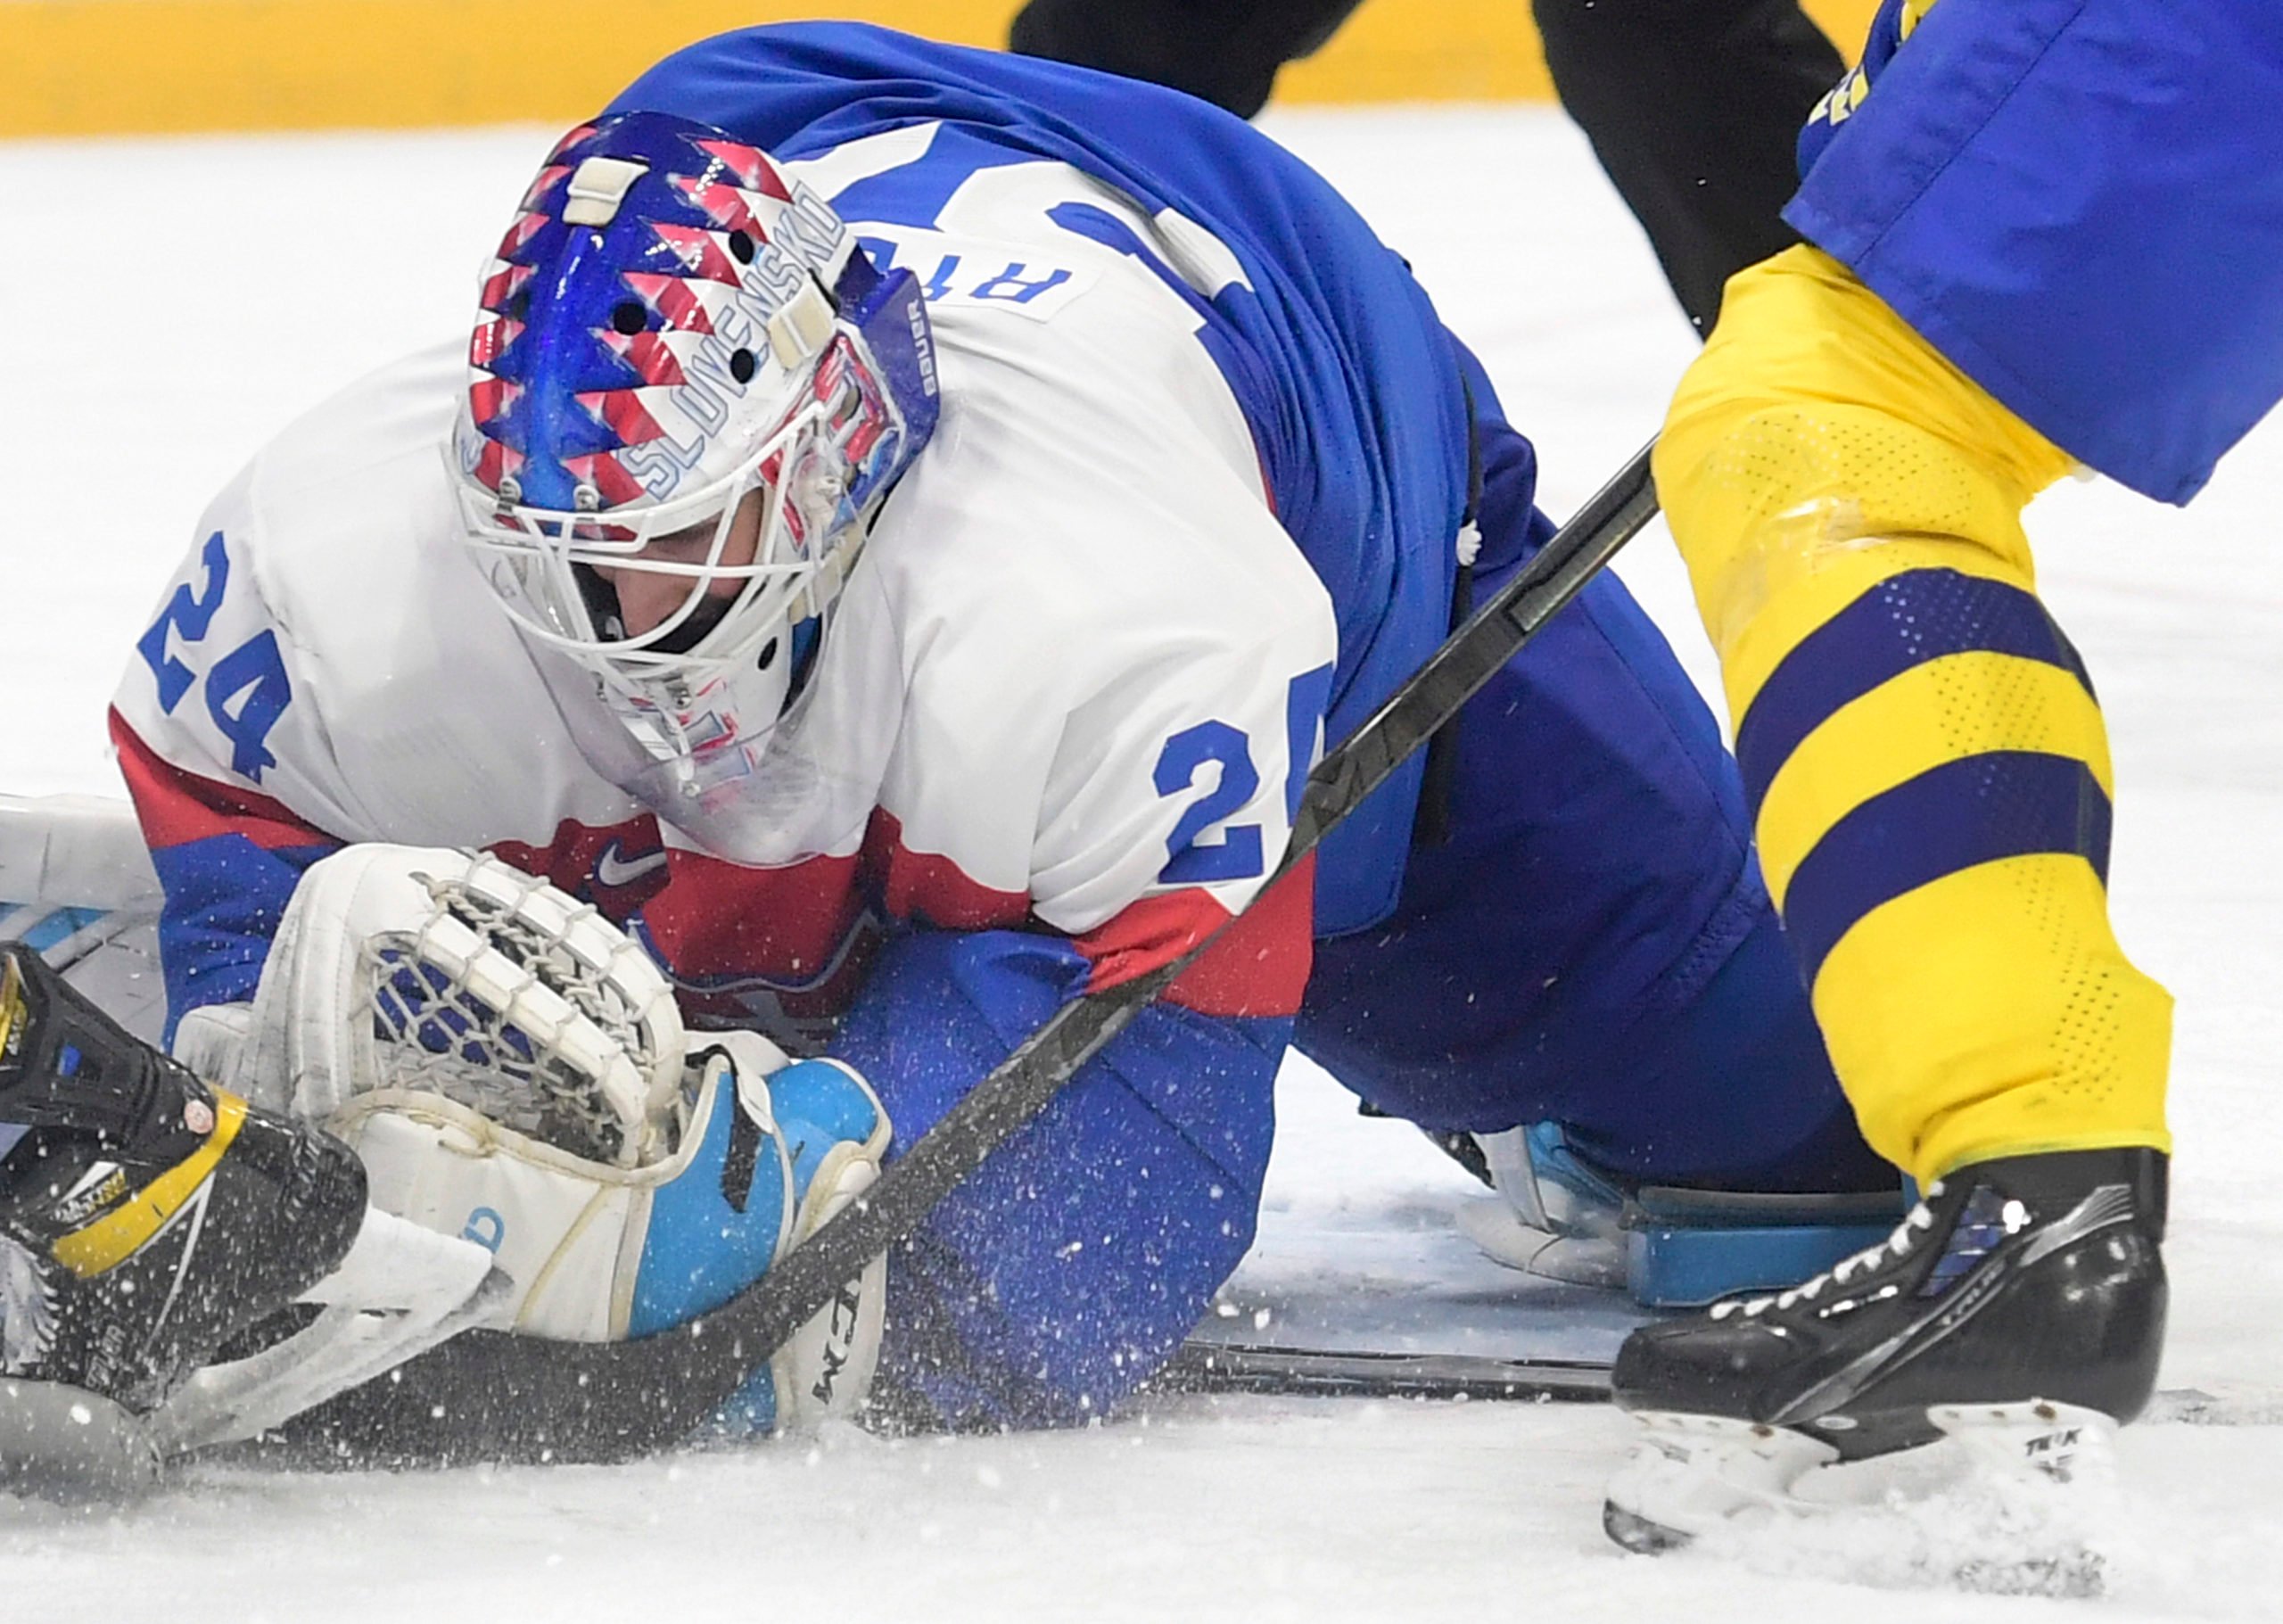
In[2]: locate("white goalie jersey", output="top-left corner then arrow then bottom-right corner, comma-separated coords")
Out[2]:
111,154 -> 1337,1051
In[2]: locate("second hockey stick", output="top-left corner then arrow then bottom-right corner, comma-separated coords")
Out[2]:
291,441 -> 1662,1463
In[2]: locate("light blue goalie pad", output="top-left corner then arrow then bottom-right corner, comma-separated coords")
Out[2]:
1622,1185 -> 1908,1308
1494,1123 -> 1908,1308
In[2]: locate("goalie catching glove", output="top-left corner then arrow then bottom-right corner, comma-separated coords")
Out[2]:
182,845 -> 893,1433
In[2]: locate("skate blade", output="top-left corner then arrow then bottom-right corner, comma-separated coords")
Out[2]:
0,1379 -> 161,1501
1602,1498 -> 1694,1554
1604,1402 -> 2117,1596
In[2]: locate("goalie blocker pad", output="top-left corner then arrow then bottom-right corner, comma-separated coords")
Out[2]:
339,1041 -> 891,1431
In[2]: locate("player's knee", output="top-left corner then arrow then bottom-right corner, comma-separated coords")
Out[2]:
1657,246 -> 2073,683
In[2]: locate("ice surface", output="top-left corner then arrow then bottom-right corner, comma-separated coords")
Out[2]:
1,105 -> 2278,1620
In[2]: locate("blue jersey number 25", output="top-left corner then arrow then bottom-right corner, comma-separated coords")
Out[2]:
136,531 -> 294,783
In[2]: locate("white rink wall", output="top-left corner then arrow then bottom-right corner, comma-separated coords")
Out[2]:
1,107 -> 2279,1620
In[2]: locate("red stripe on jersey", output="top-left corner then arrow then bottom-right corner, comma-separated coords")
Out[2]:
1075,854 -> 1315,1018
488,815 -> 668,923
110,710 -> 335,853
638,846 -> 867,982
861,809 -> 1029,931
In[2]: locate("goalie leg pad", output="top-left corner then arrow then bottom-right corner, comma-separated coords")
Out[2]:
339,1045 -> 783,1345
762,1058 -> 890,1430
1622,1183 -> 1908,1307
1470,1122 -> 1908,1306
220,846 -> 893,1436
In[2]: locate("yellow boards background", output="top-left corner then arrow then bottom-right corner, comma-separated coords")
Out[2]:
4,0 -> 1881,138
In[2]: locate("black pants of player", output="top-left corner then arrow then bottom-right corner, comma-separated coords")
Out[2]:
1009,0 -> 1843,334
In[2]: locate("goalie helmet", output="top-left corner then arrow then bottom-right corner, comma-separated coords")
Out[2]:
450,112 -> 939,809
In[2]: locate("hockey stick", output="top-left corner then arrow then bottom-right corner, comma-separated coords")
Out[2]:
287,443 -> 1667,1463
1158,1341 -> 1615,1403
1158,1340 -> 2283,1424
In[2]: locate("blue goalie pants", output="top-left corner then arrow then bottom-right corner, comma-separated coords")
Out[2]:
1299,356 -> 1886,1197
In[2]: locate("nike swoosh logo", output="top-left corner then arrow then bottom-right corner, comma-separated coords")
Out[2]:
595,840 -> 670,888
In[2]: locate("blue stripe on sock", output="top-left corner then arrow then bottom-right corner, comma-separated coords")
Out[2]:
1736,570 -> 2095,812
1784,751 -> 2113,984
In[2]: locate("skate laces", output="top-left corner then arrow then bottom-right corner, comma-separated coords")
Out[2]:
1710,1180 -> 1945,1321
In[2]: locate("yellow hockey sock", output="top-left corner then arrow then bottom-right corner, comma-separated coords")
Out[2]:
1657,245 -> 2172,1183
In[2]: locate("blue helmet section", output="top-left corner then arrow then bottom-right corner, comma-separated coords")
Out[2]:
472,114 -> 742,512
462,111 -> 937,520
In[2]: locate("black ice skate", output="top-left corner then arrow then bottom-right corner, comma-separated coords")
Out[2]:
0,944 -> 368,1491
1603,1145 -> 2167,1560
